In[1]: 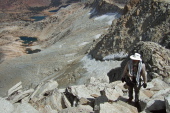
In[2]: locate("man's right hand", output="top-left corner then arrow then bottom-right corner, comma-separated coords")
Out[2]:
121,77 -> 125,83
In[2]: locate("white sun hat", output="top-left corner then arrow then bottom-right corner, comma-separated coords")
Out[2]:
130,53 -> 142,61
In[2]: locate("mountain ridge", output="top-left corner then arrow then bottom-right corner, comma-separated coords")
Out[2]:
0,0 -> 169,112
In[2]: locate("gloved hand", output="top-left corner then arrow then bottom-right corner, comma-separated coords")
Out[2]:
121,77 -> 125,83
143,83 -> 147,88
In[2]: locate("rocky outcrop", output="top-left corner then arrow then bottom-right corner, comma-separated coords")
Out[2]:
130,41 -> 170,82
123,0 -> 140,14
1,77 -> 169,113
89,0 -> 170,60
88,0 -> 124,15
0,0 -> 169,112
89,0 -> 170,82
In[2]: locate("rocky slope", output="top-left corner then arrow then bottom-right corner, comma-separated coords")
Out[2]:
0,77 -> 169,113
0,0 -> 80,11
0,0 -> 170,112
0,0 -> 79,22
0,0 -> 123,96
89,0 -> 170,83
90,0 -> 170,59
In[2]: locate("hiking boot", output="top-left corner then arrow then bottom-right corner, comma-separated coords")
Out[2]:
135,99 -> 139,104
126,98 -> 132,103
135,100 -> 140,104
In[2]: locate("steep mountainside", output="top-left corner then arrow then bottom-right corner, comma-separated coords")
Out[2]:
89,0 -> 170,82
0,1 -> 123,96
0,0 -> 170,113
90,0 -> 170,59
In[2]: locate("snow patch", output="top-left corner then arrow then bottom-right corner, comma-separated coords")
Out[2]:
78,42 -> 89,46
67,58 -> 77,63
58,43 -> 66,48
79,55 -> 122,84
65,53 -> 76,57
103,52 -> 128,60
94,34 -> 101,39
67,60 -> 73,63
88,8 -> 96,15
94,13 -> 121,25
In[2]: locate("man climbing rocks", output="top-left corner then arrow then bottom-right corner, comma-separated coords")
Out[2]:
121,53 -> 147,103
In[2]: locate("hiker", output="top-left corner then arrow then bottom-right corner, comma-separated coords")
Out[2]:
121,53 -> 147,103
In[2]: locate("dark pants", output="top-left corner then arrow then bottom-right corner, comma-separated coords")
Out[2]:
125,76 -> 142,102
128,84 -> 141,102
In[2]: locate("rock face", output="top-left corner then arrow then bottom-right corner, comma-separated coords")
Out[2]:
87,0 -> 124,14
123,0 -> 140,14
130,41 -> 170,82
89,0 -> 170,60
89,0 -> 170,82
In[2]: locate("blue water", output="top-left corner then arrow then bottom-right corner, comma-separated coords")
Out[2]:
20,36 -> 41,54
30,16 -> 46,21
20,36 -> 37,44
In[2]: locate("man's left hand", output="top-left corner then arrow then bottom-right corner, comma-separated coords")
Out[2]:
143,83 -> 147,88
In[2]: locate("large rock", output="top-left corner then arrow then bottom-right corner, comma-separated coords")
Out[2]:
59,105 -> 93,113
0,97 -> 14,113
65,81 -> 124,100
41,89 -> 64,111
100,101 -> 138,113
149,78 -> 170,91
40,89 -> 71,111
39,105 -> 58,113
146,99 -> 166,111
11,89 -> 34,103
30,80 -> 58,102
8,81 -> 22,97
6,81 -> 34,103
30,81 -> 71,112
13,102 -> 39,113
139,78 -> 170,111
131,42 -> 170,80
